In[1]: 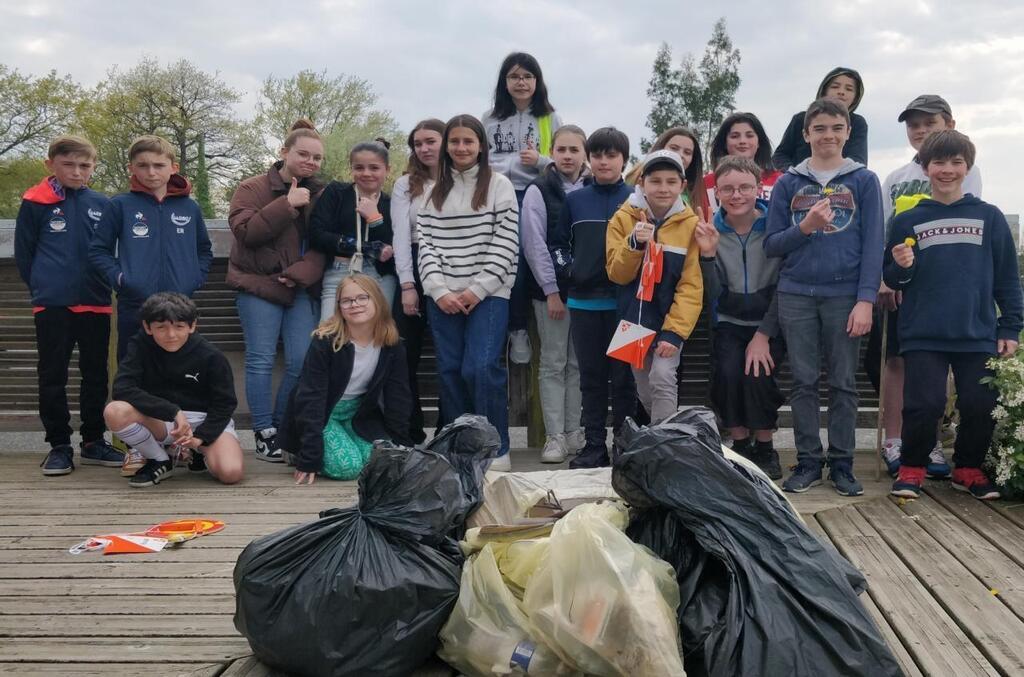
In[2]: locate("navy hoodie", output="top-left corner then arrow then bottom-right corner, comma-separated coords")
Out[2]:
764,158 -> 884,304
15,177 -> 112,310
548,178 -> 632,303
88,175 -> 212,304
883,195 -> 1023,354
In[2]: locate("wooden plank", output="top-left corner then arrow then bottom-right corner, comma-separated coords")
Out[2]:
221,656 -> 288,677
817,504 -> 999,676
0,535 -> 259,549
0,638 -> 250,663
925,485 -> 1024,569
989,500 -> 1024,531
0,663 -> 222,676
0,523 -> 282,538
899,495 -> 1024,622
0,548 -> 244,564
0,595 -> 234,615
0,579 -> 233,596
0,613 -> 238,637
857,499 -> 1024,675
0,514 -> 317,526
810,515 -> 924,677
0,563 -> 237,579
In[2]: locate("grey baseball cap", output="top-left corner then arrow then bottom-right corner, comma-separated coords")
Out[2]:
641,149 -> 685,175
898,95 -> 952,122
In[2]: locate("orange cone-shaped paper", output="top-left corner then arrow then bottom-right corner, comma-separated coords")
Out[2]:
607,319 -> 656,369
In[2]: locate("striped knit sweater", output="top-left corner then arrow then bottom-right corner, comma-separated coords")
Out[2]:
416,165 -> 519,302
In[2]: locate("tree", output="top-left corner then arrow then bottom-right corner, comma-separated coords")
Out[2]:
679,18 -> 741,152
0,65 -> 82,160
642,19 -> 741,155
79,57 -> 265,198
642,44 -> 688,153
0,156 -> 47,218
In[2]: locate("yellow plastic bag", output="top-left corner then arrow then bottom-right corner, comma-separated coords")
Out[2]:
523,502 -> 686,677
437,542 -> 579,676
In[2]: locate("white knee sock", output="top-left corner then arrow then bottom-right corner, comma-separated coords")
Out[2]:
115,423 -> 169,462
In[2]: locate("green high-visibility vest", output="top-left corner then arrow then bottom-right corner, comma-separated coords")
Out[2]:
538,115 -> 553,156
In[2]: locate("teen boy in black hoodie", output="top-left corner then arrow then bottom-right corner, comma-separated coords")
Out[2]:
104,292 -> 243,487
885,131 -> 1022,501
773,67 -> 868,170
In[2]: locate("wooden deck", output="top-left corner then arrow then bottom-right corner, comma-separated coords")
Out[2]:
0,450 -> 1022,676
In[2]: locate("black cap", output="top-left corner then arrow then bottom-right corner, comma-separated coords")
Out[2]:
898,95 -> 952,122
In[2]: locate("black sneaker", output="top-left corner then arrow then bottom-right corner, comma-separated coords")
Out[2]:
782,460 -> 824,493
753,445 -> 783,480
41,445 -> 75,476
80,439 -> 125,467
828,460 -> 865,497
254,427 -> 283,463
569,445 -> 610,469
129,459 -> 175,488
188,451 -> 208,474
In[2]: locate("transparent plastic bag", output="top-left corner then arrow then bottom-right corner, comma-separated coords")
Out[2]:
523,502 -> 686,677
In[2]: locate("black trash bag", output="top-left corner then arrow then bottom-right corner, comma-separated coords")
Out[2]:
615,407 -> 902,677
233,444 -> 468,677
425,414 -> 501,524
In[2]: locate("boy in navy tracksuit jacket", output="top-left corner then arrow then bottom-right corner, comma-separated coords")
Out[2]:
764,99 -> 884,497
885,130 -> 1022,501
548,127 -> 635,468
14,135 -> 123,475
88,135 -> 212,359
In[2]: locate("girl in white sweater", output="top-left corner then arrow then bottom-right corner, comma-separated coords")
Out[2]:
417,114 -> 519,468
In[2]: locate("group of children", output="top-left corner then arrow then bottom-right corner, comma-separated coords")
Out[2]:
14,55 -> 1022,501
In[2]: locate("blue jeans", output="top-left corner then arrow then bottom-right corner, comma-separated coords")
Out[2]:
320,260 -> 397,323
426,295 -> 510,454
777,293 -> 860,464
237,289 -> 319,431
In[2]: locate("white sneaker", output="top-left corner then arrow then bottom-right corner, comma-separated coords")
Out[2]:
540,435 -> 568,463
564,429 -> 585,453
927,442 -> 952,479
881,439 -> 901,477
509,330 -> 532,364
489,454 -> 512,472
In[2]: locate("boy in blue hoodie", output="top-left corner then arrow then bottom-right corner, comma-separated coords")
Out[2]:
549,127 -> 635,468
89,135 -> 213,360
696,156 -> 785,480
15,135 -> 124,476
765,98 -> 884,496
886,130 -> 1022,501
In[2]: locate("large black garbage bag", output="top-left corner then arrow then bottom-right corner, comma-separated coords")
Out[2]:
615,407 -> 902,677
425,414 -> 501,526
233,444 -> 469,677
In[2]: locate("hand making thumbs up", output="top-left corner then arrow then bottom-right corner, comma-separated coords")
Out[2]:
287,177 -> 311,208
520,136 -> 540,166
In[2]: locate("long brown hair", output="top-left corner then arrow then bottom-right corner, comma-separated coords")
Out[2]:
314,274 -> 399,351
405,118 -> 445,199
430,115 -> 492,211
627,126 -> 705,206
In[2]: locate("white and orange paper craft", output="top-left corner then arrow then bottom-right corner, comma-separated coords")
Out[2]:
69,518 -> 226,555
607,320 -> 656,369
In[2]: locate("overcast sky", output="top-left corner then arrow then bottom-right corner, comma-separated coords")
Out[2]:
2,0 -> 1022,218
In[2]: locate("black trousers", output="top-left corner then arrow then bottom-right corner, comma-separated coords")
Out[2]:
35,309 -> 111,447
570,308 -> 636,449
710,323 -> 786,431
901,350 -> 995,469
116,298 -> 142,360
394,249 -> 430,444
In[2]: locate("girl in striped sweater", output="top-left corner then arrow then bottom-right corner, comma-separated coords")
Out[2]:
417,115 -> 519,468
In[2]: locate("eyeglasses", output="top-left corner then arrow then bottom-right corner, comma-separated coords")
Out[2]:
717,185 -> 757,198
339,294 -> 371,309
506,73 -> 536,83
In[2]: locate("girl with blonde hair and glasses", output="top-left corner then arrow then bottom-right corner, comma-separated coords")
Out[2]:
282,273 -> 412,484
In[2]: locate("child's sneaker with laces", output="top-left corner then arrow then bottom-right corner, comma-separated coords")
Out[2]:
952,467 -> 1000,501
926,442 -> 951,479
829,460 -> 864,497
129,459 -> 175,488
40,445 -> 74,476
254,427 -> 283,463
880,439 -> 901,477
540,435 -> 567,464
891,465 -> 926,498
80,439 -> 125,467
121,448 -> 146,477
782,460 -> 823,493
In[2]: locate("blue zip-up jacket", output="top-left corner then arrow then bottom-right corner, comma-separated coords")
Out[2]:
700,199 -> 781,337
15,177 -> 112,309
88,175 -> 213,304
548,178 -> 632,301
883,195 -> 1023,354
763,159 -> 883,304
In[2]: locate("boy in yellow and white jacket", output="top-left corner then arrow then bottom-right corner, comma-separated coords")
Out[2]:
606,150 -> 703,422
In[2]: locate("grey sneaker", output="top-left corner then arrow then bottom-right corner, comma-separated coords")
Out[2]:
564,429 -> 585,453
782,461 -> 823,493
829,460 -> 864,497
540,435 -> 567,463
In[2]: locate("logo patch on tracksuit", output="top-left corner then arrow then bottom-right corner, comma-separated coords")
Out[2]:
48,217 -> 67,232
87,208 -> 103,221
132,212 -> 149,238
791,183 -> 857,234
914,218 -> 984,249
171,213 -> 191,226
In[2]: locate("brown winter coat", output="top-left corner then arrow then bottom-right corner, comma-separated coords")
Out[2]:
227,162 -> 326,305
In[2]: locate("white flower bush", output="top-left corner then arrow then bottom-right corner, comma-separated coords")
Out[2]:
985,351 -> 1024,497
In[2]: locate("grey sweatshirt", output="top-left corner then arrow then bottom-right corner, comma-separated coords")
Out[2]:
481,109 -> 562,191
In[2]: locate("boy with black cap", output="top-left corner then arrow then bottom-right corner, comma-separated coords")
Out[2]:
606,149 -> 702,425
871,94 -> 984,479
773,67 -> 868,170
